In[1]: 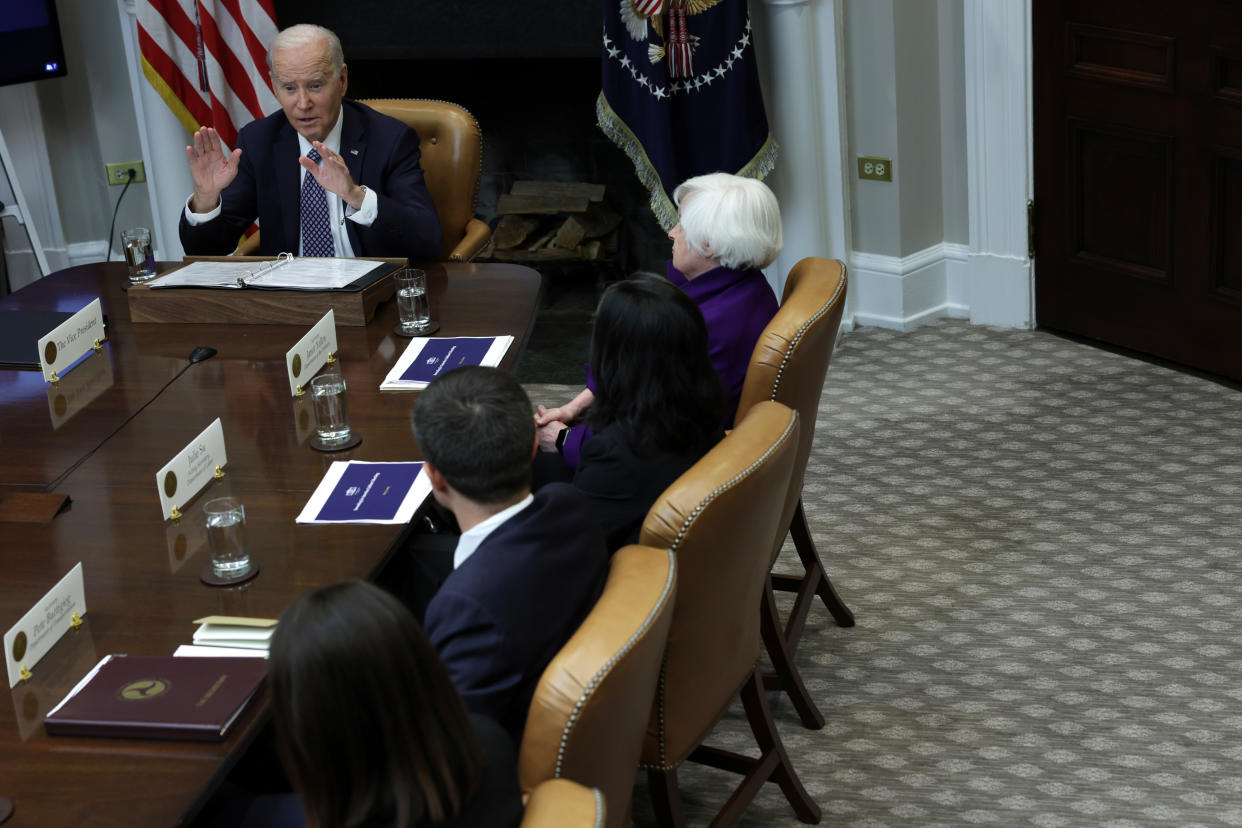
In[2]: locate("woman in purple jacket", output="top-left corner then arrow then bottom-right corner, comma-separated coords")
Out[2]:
536,173 -> 782,469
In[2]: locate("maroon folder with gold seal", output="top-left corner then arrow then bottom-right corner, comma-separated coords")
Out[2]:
44,655 -> 266,741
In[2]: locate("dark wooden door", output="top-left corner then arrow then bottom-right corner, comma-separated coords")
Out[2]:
1034,0 -> 1242,382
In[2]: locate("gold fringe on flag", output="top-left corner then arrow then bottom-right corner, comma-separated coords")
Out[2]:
596,92 -> 778,232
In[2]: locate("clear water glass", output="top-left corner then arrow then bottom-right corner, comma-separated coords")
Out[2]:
121,227 -> 156,283
311,371 -> 351,444
395,268 -> 432,333
204,497 -> 250,579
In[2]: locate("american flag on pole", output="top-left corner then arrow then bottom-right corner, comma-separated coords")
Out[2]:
598,0 -> 776,230
136,1 -> 280,148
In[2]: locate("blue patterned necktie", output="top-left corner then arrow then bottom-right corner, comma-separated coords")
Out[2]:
300,147 -> 335,256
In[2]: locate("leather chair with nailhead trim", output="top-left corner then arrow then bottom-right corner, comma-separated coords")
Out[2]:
638,401 -> 820,827
519,544 -> 676,828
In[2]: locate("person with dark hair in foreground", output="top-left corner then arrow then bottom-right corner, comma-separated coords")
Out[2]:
202,580 -> 522,828
411,367 -> 608,742
539,277 -> 725,551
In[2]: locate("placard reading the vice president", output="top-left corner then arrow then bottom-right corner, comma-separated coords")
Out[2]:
296,461 -> 430,524
379,336 -> 514,391
285,309 -> 338,396
38,298 -> 105,382
155,419 -> 227,520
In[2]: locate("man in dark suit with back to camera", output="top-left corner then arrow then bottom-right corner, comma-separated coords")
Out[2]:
411,366 -> 608,742
178,23 -> 441,261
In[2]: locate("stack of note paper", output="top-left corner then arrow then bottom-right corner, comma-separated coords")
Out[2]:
173,616 -> 277,658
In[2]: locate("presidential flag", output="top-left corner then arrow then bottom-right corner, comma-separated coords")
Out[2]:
137,0 -> 280,147
598,0 -> 777,230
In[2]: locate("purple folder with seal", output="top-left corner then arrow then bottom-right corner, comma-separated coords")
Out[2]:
315,462 -> 424,522
399,337 -> 497,384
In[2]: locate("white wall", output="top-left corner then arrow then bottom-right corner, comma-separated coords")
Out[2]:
38,0 -> 153,262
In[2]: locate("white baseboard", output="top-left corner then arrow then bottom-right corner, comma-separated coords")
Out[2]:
845,243 -> 970,331
67,241 -> 110,268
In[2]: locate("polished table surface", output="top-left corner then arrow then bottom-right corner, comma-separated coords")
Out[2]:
0,261 -> 542,827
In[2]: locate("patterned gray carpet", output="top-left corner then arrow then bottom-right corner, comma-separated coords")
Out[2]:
525,318 -> 1242,827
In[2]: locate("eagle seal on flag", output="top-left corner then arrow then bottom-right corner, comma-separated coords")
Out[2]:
598,0 -> 777,229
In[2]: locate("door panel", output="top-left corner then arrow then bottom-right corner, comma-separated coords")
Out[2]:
1034,1 -> 1242,382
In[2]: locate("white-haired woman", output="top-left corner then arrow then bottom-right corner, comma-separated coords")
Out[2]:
535,173 -> 781,472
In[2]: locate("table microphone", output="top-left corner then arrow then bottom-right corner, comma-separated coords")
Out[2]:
188,346 -> 217,363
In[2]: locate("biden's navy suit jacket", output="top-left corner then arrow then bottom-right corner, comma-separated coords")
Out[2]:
179,98 -> 441,262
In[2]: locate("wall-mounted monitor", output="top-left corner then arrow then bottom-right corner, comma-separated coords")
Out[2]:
0,0 -> 68,88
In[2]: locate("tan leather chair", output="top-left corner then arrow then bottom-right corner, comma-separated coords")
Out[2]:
521,779 -> 605,828
639,401 -> 820,827
237,98 -> 489,261
360,99 -> 489,261
520,544 -> 676,828
735,257 -> 850,729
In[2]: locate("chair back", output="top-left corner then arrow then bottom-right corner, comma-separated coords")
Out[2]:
521,779 -> 605,828
638,401 -> 799,768
520,544 -> 676,828
734,257 -> 847,562
359,98 -> 487,261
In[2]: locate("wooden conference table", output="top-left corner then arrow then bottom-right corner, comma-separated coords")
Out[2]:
0,260 -> 542,827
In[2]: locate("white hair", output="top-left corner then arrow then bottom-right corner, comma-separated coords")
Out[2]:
673,173 -> 782,271
267,24 -> 344,74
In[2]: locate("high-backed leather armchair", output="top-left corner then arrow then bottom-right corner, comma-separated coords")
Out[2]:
236,98 -> 490,261
734,256 -> 850,729
359,99 -> 489,262
638,401 -> 820,826
520,544 -> 676,828
521,779 -> 605,827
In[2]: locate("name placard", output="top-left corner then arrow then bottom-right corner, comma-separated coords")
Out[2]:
4,563 -> 87,688
155,418 -> 227,521
38,298 -> 106,383
285,309 -> 337,397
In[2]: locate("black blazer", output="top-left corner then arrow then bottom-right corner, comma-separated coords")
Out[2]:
573,423 -> 722,552
179,99 -> 441,262
424,484 -> 609,742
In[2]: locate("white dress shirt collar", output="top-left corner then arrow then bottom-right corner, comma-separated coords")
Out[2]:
452,493 -> 535,570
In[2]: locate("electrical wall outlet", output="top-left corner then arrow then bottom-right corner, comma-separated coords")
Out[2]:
858,156 -> 893,182
105,161 -> 146,186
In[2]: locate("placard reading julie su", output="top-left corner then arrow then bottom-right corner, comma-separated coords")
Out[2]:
155,418 -> 228,521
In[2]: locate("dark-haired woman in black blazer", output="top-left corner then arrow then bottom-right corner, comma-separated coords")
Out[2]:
545,276 -> 725,551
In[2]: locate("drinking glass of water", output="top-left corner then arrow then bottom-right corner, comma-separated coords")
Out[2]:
310,370 -> 351,447
203,497 -> 250,580
395,268 -> 433,334
120,227 -> 157,283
